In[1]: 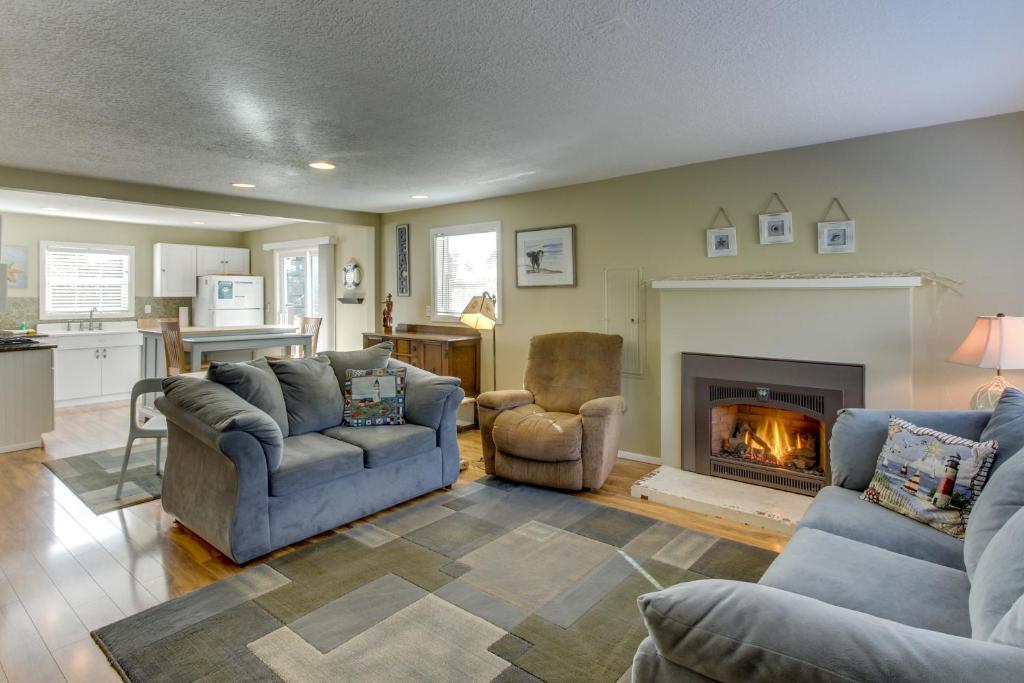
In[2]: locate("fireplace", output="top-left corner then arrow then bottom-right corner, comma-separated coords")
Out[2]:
682,353 -> 864,496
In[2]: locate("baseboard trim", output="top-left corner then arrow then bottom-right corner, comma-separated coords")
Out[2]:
0,440 -> 42,454
618,450 -> 662,465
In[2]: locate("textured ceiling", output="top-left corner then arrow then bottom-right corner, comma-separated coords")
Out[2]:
1,1 -> 1022,213
0,189 -> 302,230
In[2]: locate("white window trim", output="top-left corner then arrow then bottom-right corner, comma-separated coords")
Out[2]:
39,241 -> 136,320
262,236 -> 335,252
428,220 -> 502,324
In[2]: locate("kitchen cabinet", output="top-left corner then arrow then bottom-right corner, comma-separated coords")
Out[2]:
0,346 -> 55,454
154,243 -> 251,296
50,329 -> 142,405
154,243 -> 198,297
197,246 -> 250,275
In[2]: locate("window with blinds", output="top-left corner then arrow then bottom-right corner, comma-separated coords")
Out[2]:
41,242 -> 134,318
429,222 -> 501,320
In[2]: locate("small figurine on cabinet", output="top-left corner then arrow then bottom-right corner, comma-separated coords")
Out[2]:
382,293 -> 394,334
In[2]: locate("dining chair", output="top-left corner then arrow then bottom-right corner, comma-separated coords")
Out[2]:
115,377 -> 169,499
291,316 -> 322,357
160,320 -> 190,375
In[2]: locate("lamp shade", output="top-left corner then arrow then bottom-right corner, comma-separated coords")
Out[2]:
460,292 -> 496,330
949,314 -> 1024,370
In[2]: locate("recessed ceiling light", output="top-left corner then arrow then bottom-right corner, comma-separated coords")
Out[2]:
229,213 -> 243,217
231,182 -> 256,188
40,207 -> 62,212
192,221 -> 206,225
309,161 -> 336,170
410,194 -> 430,199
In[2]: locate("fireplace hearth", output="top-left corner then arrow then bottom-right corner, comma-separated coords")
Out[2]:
682,353 -> 864,496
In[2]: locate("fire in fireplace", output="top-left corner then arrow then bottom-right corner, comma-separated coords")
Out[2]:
712,405 -> 825,476
682,353 -> 865,496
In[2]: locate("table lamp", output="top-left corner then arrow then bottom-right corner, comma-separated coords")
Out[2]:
460,291 -> 497,390
949,313 -> 1024,409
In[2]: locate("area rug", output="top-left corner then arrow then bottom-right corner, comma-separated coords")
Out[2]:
93,477 -> 778,682
43,444 -> 162,514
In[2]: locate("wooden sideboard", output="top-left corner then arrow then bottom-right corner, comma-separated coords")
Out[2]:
363,323 -> 481,398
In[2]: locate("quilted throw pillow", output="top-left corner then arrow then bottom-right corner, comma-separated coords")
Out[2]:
343,367 -> 407,426
861,417 -> 997,539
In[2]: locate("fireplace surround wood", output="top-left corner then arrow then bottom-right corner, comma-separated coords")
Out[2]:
682,353 -> 865,496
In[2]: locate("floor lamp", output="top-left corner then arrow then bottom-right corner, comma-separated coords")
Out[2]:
460,291 -> 498,391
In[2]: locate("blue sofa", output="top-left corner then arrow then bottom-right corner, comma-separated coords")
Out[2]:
634,407 -> 1024,682
155,358 -> 464,563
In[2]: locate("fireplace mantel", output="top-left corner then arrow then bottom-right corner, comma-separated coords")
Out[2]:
652,276 -> 922,290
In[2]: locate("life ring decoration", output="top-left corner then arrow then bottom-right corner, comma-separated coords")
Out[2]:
343,259 -> 362,290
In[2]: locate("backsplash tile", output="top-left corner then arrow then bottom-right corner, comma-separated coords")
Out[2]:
0,297 -> 192,330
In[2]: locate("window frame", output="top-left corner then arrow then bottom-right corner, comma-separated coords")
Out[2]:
273,246 -> 320,326
428,221 -> 502,324
39,241 -> 136,320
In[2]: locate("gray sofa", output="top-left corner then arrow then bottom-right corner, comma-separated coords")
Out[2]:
155,358 -> 464,563
634,408 -> 1024,682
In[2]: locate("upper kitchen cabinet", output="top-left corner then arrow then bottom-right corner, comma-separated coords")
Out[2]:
154,243 -> 251,296
197,246 -> 250,275
154,243 -> 198,297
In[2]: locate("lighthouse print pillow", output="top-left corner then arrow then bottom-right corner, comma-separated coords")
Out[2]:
861,417 -> 997,539
343,367 -> 406,426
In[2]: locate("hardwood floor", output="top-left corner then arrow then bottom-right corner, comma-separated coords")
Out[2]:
0,401 -> 788,682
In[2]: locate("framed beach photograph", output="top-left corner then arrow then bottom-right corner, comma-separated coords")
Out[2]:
758,211 -> 793,244
0,245 -> 28,288
706,227 -> 737,257
817,220 -> 856,254
516,225 -> 576,287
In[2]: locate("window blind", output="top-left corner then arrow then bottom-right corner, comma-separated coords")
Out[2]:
43,243 -> 133,316
432,228 -> 498,318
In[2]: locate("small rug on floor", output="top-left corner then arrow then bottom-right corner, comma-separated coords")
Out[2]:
43,445 -> 162,514
93,476 -> 778,682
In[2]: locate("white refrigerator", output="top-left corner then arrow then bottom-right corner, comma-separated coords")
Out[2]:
193,275 -> 265,327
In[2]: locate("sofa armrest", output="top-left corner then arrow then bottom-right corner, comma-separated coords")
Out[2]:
160,375 -> 284,472
478,389 -> 534,411
638,579 -> 1024,683
580,395 -> 626,417
830,408 -> 991,490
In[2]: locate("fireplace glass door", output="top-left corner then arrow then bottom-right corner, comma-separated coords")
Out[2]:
711,404 -> 825,477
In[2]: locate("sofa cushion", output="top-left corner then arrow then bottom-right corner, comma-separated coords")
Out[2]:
990,593 -> 1024,647
268,356 -> 344,435
161,375 -> 283,471
970,506 -> 1024,640
206,358 -> 289,437
343,367 -> 407,426
270,433 -> 364,497
492,405 -> 583,462
965,449 -> 1024,580
322,423 -> 435,468
800,486 -> 966,570
830,409 -> 991,491
860,417 -> 996,540
980,387 -> 1024,476
319,341 -> 392,387
389,359 -> 462,430
760,527 -> 972,636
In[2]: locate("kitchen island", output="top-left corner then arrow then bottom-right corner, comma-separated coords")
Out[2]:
139,322 -> 314,378
0,341 -> 56,453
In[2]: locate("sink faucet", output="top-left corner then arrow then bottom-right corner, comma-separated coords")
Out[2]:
88,307 -> 98,331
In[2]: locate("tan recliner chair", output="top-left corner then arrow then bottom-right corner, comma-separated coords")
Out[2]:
478,332 -> 626,491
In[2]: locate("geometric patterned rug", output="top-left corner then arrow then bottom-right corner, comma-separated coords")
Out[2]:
43,444 -> 162,514
93,476 -> 778,682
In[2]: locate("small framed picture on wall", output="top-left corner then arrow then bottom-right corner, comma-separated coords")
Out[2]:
817,220 -> 856,254
515,225 -> 576,287
758,212 -> 793,244
706,227 -> 737,257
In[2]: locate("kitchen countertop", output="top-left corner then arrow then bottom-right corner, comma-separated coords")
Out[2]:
0,342 -> 58,353
138,322 -> 297,336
